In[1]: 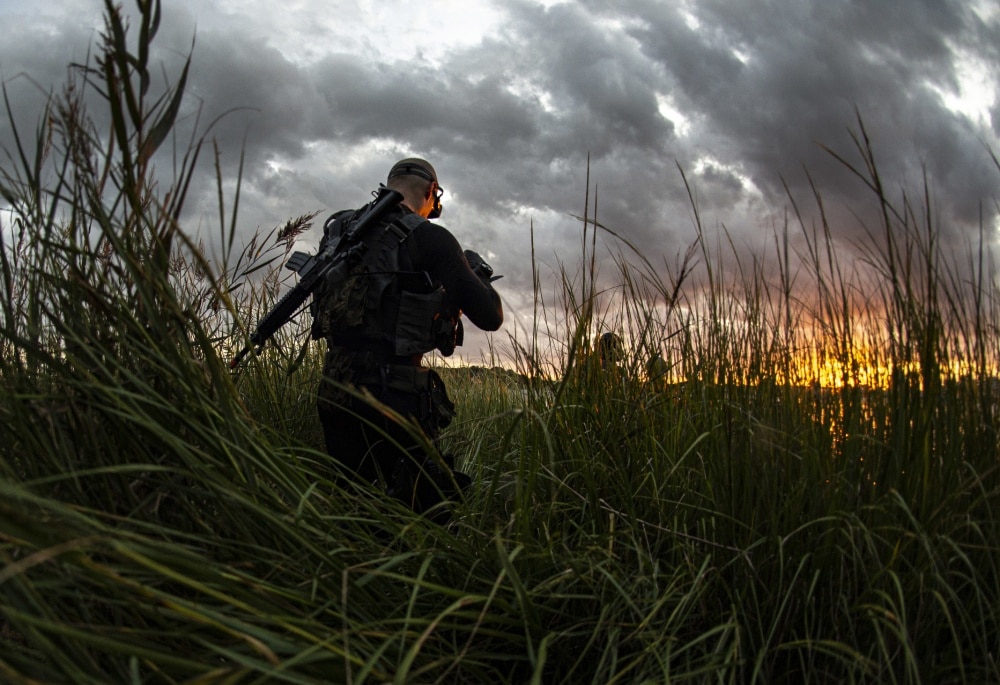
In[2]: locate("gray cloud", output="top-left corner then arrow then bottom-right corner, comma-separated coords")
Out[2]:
620,0 -> 999,225
3,0 -> 999,359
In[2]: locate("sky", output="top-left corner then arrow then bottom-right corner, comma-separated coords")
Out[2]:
2,0 -> 999,364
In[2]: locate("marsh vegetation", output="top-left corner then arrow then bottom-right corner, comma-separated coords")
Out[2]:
1,2 -> 998,682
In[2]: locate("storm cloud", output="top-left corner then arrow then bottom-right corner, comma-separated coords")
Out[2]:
2,0 -> 998,358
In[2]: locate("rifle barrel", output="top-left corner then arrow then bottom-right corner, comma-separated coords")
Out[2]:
228,186 -> 403,369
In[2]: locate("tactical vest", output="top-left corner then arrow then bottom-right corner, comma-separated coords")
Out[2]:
311,209 -> 460,358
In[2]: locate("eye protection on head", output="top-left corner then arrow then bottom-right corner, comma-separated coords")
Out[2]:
429,185 -> 444,219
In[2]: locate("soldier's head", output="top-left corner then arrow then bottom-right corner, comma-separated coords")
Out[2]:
387,157 -> 443,219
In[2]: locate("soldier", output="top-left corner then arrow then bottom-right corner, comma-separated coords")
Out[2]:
598,332 -> 624,371
312,158 -> 503,519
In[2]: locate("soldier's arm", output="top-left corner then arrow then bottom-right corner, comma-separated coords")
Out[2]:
415,223 -> 503,331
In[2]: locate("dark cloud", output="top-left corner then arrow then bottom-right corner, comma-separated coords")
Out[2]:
3,0 -> 999,359
183,35 -> 326,159
0,5 -> 98,153
617,0 -> 999,231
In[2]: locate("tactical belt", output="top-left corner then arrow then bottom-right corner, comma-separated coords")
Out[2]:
355,364 -> 432,394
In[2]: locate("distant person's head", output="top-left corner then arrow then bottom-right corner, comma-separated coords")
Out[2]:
387,158 -> 443,219
599,332 -> 623,367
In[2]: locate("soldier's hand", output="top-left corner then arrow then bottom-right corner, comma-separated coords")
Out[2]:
464,249 -> 502,283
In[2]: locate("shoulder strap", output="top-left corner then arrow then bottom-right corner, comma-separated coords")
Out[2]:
394,212 -> 425,232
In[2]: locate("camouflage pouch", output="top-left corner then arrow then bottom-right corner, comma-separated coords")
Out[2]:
313,263 -> 368,340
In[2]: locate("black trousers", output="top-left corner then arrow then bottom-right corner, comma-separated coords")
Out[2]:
318,383 -> 429,487
317,381 -> 468,518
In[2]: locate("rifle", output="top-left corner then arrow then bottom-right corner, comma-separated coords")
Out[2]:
230,186 -> 403,368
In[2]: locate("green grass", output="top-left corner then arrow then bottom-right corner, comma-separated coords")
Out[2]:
1,1 -> 998,682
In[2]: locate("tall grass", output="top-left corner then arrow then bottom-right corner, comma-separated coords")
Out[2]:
2,1 -> 998,682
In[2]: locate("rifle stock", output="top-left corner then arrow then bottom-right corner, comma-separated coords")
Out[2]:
230,186 -> 403,368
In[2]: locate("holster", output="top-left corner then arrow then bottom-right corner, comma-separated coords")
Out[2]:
356,364 -> 456,433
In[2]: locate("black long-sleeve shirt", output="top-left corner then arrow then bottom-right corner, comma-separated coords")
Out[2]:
395,214 -> 503,333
